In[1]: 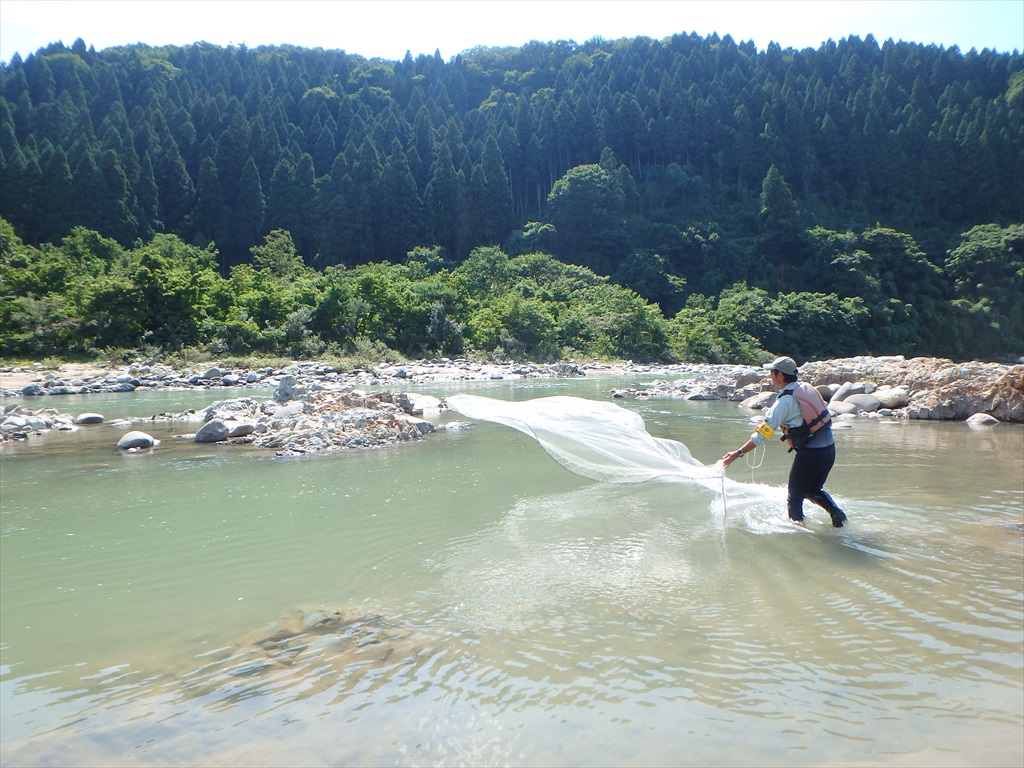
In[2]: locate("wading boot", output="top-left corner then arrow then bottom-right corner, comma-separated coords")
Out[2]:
809,491 -> 846,528
787,499 -> 804,523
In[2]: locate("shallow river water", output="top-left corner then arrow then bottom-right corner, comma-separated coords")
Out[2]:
1,376 -> 1022,767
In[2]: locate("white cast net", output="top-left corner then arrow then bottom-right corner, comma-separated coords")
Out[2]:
445,394 -> 727,490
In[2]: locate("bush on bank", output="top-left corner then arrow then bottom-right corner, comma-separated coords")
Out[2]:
1,218 -> 1021,366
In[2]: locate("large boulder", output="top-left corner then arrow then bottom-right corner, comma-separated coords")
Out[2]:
874,387 -> 910,409
966,412 -> 1000,427
195,419 -> 231,443
394,393 -> 443,416
740,391 -> 777,410
395,414 -> 435,436
844,393 -> 881,413
118,431 -> 158,449
734,371 -> 763,388
74,412 -> 104,425
226,421 -> 257,437
829,400 -> 862,415
274,375 -> 300,403
1,415 -> 31,430
830,381 -> 871,402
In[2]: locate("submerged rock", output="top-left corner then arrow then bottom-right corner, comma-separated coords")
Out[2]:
219,606 -> 432,677
117,431 -> 159,449
966,412 -> 1000,426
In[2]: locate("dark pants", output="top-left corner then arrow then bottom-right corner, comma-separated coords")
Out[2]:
787,443 -> 840,521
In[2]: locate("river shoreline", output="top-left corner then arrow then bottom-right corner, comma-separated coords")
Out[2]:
2,355 -> 1022,416
2,355 -> 1022,450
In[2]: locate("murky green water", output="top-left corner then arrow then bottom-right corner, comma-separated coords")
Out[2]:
2,378 -> 1022,767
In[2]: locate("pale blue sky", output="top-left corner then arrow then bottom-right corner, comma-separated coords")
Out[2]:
1,0 -> 1022,64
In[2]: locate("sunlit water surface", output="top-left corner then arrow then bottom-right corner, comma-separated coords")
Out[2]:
1,377 -> 1022,767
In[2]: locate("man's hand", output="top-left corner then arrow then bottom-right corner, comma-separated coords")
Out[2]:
721,450 -> 743,468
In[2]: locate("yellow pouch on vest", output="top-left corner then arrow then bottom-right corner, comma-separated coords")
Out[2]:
755,421 -> 775,440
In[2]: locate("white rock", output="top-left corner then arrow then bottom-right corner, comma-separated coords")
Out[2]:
844,393 -> 881,412
966,412 -> 999,427
874,387 -> 910,409
830,401 -> 861,415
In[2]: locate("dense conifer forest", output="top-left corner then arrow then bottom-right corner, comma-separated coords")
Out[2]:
0,32 -> 1021,363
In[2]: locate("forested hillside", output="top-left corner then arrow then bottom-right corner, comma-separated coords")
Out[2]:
1,32 -> 1021,362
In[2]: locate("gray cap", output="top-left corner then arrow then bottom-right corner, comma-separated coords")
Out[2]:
763,356 -> 798,375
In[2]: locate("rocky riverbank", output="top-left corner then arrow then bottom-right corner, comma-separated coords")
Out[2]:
1,356 -> 1022,450
0,358 -> 588,451
0,358 -> 591,397
611,356 -> 1024,424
